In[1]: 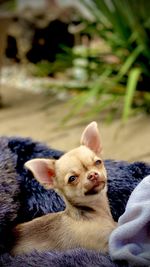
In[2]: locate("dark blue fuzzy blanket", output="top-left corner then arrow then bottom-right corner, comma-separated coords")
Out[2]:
0,136 -> 150,267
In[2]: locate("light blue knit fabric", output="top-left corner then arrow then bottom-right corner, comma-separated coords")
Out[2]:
109,175 -> 150,266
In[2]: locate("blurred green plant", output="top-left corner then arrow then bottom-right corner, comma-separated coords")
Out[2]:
31,47 -> 75,77
32,0 -> 150,122
75,0 -> 150,121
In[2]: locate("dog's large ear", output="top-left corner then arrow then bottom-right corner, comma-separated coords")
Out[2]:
80,121 -> 102,154
25,158 -> 56,189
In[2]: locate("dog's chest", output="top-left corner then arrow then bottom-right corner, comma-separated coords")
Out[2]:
62,215 -> 111,251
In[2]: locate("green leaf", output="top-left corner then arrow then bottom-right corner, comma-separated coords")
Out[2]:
117,45 -> 143,80
123,68 -> 141,121
62,69 -> 112,123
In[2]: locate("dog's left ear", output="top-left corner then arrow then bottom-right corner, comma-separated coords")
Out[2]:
80,121 -> 102,154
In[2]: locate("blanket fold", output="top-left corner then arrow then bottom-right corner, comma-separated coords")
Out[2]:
109,175 -> 150,266
0,136 -> 150,267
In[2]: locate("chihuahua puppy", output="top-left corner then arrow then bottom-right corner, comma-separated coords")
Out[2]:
11,121 -> 116,255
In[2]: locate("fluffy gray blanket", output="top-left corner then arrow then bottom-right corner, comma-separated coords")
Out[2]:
109,175 -> 150,266
0,136 -> 150,267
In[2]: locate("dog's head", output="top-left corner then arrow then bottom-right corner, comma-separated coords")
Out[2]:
25,122 -> 107,206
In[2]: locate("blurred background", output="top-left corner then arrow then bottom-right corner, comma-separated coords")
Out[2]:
0,0 -> 150,162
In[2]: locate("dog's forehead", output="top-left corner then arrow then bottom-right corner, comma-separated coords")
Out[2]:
56,146 -> 95,173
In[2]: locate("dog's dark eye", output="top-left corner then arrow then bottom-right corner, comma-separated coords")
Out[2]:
68,175 -> 77,183
95,159 -> 102,166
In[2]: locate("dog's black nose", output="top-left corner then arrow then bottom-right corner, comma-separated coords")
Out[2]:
88,172 -> 99,181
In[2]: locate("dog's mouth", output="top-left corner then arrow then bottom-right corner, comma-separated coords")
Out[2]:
85,181 -> 105,196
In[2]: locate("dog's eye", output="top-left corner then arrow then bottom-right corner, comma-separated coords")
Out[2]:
68,175 -> 77,183
95,159 -> 102,166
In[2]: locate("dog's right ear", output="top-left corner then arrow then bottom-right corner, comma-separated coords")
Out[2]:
25,158 -> 56,189
80,121 -> 102,155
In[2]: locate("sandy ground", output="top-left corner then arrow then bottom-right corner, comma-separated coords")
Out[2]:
0,85 -> 150,163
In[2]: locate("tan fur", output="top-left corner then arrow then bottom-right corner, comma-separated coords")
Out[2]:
11,122 -> 117,255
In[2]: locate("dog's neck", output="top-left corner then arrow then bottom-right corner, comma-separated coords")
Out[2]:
64,191 -> 112,220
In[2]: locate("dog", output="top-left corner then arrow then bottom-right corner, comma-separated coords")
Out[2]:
11,121 -> 116,255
